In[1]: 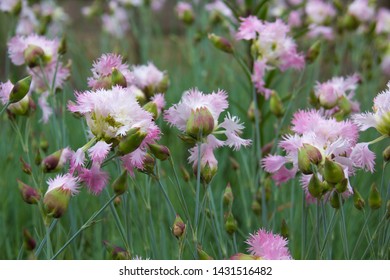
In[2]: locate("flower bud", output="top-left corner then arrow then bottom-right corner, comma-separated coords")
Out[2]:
148,143 -> 170,161
35,149 -> 42,165
8,95 -> 31,115
318,87 -> 338,109
143,101 -> 158,119
270,91 -> 284,118
180,165 -> 190,182
176,4 -> 195,25
58,36 -> 67,55
383,145 -> 390,162
172,214 -> 186,239
308,173 -> 323,198
338,96 -> 352,115
178,133 -> 197,145
23,229 -> 36,251
20,157 -> 32,175
229,253 -> 261,260
281,219 -> 289,239
17,179 -> 41,204
9,76 -> 32,104
225,212 -> 237,235
377,111 -> 390,136
199,161 -> 217,184
306,40 -> 321,64
41,148 -> 69,173
111,68 -> 127,88
330,191 -> 342,209
298,144 -> 322,174
156,74 -> 170,95
139,153 -> 155,175
186,107 -> 215,139
11,0 -> 22,15
353,188 -> 365,211
368,183 -> 382,210
208,33 -> 233,54
114,196 -> 121,207
111,170 -> 128,195
223,183 -> 234,207
342,14 -> 359,31
23,45 -> 45,68
197,246 -> 214,260
335,178 -> 348,193
40,135 -> 49,152
324,158 -> 345,184
43,188 -> 71,218
117,127 -> 147,155
103,241 -> 130,260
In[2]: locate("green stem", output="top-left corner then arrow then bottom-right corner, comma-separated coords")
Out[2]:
51,195 -> 117,260
338,195 -> 350,259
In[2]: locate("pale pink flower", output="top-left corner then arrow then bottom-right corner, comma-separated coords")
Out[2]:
151,0 -> 166,11
8,34 -> 59,66
288,11 -> 303,28
205,1 -> 234,22
307,25 -> 334,41
352,82 -> 390,134
348,0 -> 375,23
376,8 -> 390,34
131,62 -> 166,92
87,53 -> 132,89
188,138 -> 218,172
15,2 -> 39,35
37,91 -> 53,123
175,2 -> 193,19
102,2 -> 130,38
252,59 -> 272,99
121,148 -> 147,176
0,80 -> 14,104
235,16 -> 263,41
0,0 -> 19,12
246,229 -> 292,260
219,113 -> 251,150
350,143 -> 375,172
381,55 -> 390,76
69,148 -> 85,173
150,93 -> 166,115
88,141 -> 112,165
79,164 -> 109,195
29,61 -> 70,92
46,173 -> 80,196
288,0 -> 303,5
305,0 -> 336,25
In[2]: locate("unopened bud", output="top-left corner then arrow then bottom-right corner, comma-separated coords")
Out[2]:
335,178 -> 348,193
111,68 -> 127,88
23,45 -> 44,68
58,36 -> 67,55
324,158 -> 345,184
342,14 -> 359,31
281,219 -> 289,239
353,188 -> 365,210
178,133 -> 197,145
114,196 -> 121,207
40,135 -> 49,152
199,161 -> 217,184
368,183 -> 382,210
330,191 -> 343,209
43,188 -> 71,218
197,246 -> 214,260
223,183 -> 234,207
117,127 -> 147,155
229,253 -> 261,260
9,76 -> 32,104
270,91 -> 284,118
225,212 -> 237,235
298,144 -> 322,174
208,33 -> 233,54
17,179 -> 41,204
148,143 -> 170,161
306,40 -> 321,64
20,157 -> 32,175
376,112 -> 390,136
338,96 -> 352,115
186,107 -> 215,139
383,145 -> 390,162
35,149 -> 42,165
103,241 -> 130,260
318,88 -> 338,109
172,214 -> 186,239
7,94 -> 30,115
143,101 -> 158,119
41,148 -> 69,173
140,153 -> 155,175
112,170 -> 128,195
308,173 -> 323,198
23,229 -> 36,251
11,0 -> 22,15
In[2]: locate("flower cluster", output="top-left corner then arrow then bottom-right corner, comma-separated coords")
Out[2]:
165,88 -> 251,183
262,110 -> 363,202
236,16 -> 305,98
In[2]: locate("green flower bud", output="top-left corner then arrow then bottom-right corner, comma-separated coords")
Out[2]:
58,36 -> 67,55
208,33 -> 233,54
178,133 -> 197,145
41,148 -> 68,173
335,178 -> 348,193
111,68 -> 127,88
35,149 -> 42,165
112,170 -> 128,195
143,101 -> 158,119
172,214 -> 186,239
9,76 -> 32,104
306,40 -> 321,64
225,212 -> 237,235
229,253 -> 261,260
103,241 -> 130,260
7,95 -> 31,115
139,153 -> 155,175
353,188 -> 365,211
17,179 -> 41,204
181,10 -> 195,25
199,161 -> 217,184
117,127 -> 147,155
376,111 -> 390,136
383,145 -> 390,162
270,91 -> 284,118
308,173 -> 323,198
197,246 -> 214,260
368,183 -> 382,210
19,157 -> 32,175
148,143 -> 170,161
23,45 -> 44,68
186,107 -> 215,139
43,188 -> 71,218
324,158 -> 345,184
23,229 -> 36,251
330,191 -> 342,209
298,144 -> 322,174
223,183 -> 234,207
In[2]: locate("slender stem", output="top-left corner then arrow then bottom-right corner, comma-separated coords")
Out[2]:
351,210 -> 372,259
361,215 -> 387,259
319,210 -> 337,258
155,175 -> 176,217
45,222 -> 53,259
194,141 -> 202,228
338,195 -> 350,259
35,220 -> 58,258
301,191 -> 307,259
51,195 -> 117,260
